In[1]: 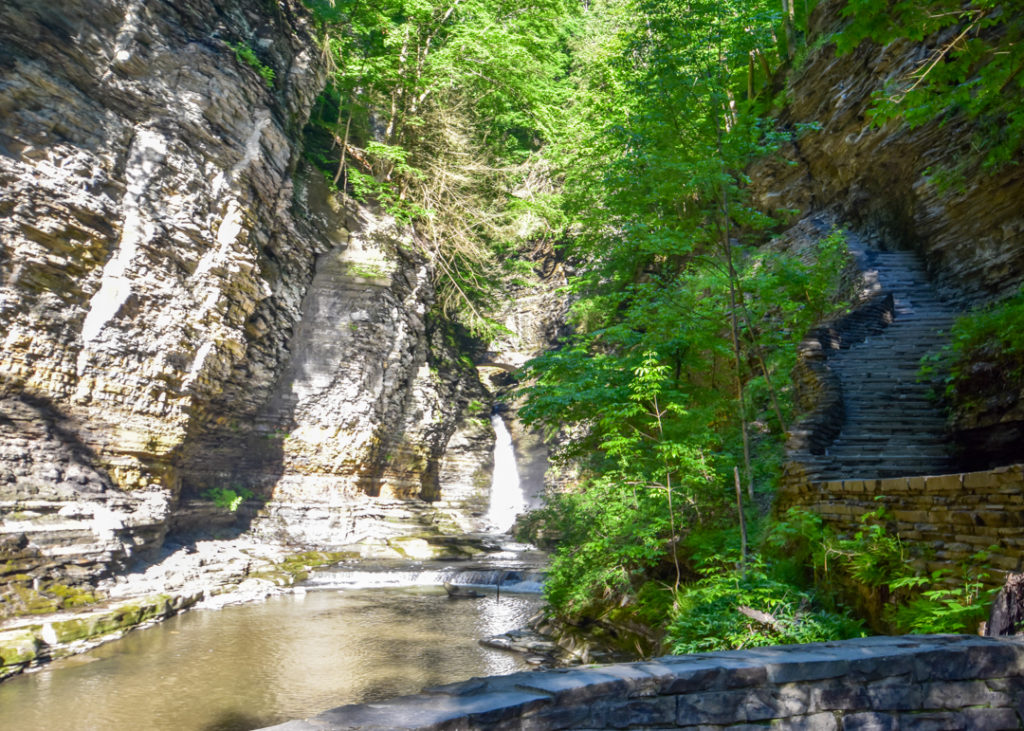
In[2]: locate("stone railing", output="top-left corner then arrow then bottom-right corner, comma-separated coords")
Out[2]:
786,291 -> 894,458
261,635 -> 1024,730
778,464 -> 1024,580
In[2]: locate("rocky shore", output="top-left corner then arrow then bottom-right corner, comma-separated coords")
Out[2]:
0,537 -> 342,681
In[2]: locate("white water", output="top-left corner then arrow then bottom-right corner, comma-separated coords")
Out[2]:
303,567 -> 545,593
485,413 -> 526,534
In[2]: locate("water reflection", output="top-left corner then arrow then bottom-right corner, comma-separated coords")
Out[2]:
0,587 -> 541,730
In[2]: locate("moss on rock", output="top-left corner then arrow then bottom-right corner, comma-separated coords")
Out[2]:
0,628 -> 39,668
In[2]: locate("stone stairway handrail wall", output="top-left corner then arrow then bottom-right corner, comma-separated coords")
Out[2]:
787,291 -> 895,458
260,635 -> 1024,730
778,463 -> 1024,583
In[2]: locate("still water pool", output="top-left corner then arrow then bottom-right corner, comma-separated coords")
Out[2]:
0,587 -> 542,731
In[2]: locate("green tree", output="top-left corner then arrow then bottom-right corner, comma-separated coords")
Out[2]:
302,0 -> 574,335
517,0 -> 856,637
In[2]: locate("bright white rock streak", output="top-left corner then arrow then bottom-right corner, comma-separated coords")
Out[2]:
485,414 -> 525,534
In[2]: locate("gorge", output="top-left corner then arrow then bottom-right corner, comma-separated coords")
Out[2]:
2,0 -> 1024,728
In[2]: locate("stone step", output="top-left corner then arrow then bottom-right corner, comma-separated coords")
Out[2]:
841,388 -> 939,395
830,447 -> 950,455
830,433 -> 950,444
825,457 -> 951,467
843,406 -> 943,413
833,429 -> 949,439
788,232 -> 962,482
833,430 -> 949,438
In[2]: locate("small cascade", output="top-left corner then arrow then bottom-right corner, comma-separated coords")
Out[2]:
485,413 -> 526,534
303,566 -> 546,593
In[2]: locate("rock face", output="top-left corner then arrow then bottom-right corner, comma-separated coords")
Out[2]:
754,0 -> 1024,470
177,193 -> 493,547
484,246 -> 569,509
751,0 -> 1024,307
0,0 -> 325,591
0,0 -> 505,600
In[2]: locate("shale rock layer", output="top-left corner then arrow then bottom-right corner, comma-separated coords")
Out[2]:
0,0 -> 496,599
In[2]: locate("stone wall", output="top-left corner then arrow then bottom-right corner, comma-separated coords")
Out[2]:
778,464 -> 1024,581
261,635 -> 1024,730
786,291 -> 894,460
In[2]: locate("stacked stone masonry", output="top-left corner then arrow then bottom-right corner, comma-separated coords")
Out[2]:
261,635 -> 1024,730
779,464 -> 1024,581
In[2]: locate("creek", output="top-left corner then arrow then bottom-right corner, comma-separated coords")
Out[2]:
0,414 -> 543,730
0,583 -> 542,730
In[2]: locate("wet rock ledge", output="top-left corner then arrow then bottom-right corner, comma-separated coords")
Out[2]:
262,635 -> 1024,730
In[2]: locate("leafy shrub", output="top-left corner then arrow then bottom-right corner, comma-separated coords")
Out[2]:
832,507 -> 909,589
763,507 -> 832,588
949,289 -> 1024,395
778,506 -> 998,635
885,550 -> 996,634
668,562 -> 864,654
203,486 -> 254,512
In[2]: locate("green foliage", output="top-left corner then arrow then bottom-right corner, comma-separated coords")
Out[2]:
302,0 -> 574,337
535,353 -> 728,617
668,561 -> 864,653
950,289 -> 1024,386
763,507 -> 832,586
886,556 -> 995,634
226,40 -> 276,88
514,0 -> 861,647
920,288 -> 1024,413
833,506 -> 908,589
835,0 -> 1024,168
203,486 -> 254,512
765,507 -> 996,636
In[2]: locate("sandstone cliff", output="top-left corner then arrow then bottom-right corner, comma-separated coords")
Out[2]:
0,0 -> 520,606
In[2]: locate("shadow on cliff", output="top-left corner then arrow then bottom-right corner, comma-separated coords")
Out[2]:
0,388 -> 118,498
169,414 -> 295,545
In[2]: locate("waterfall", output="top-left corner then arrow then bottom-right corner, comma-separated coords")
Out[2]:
484,413 -> 525,534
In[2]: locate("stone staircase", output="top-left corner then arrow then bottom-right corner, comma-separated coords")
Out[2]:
794,239 -> 960,481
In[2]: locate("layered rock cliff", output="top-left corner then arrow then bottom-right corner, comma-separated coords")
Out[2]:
0,0 -> 326,592
0,0 -> 521,605
752,0 -> 1023,305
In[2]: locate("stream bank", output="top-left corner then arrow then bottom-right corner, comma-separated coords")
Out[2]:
0,531 -> 525,681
